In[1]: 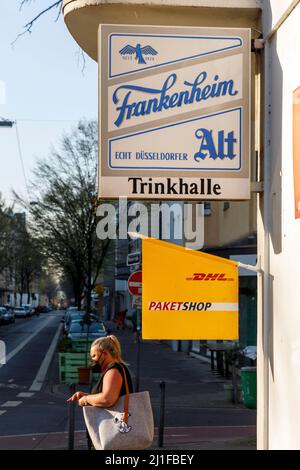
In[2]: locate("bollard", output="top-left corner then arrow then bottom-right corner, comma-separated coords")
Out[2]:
158,381 -> 166,448
135,329 -> 141,393
68,383 -> 75,450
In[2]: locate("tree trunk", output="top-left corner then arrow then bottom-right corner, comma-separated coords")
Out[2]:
86,236 -> 92,314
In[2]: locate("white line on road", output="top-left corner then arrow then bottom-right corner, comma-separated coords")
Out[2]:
29,323 -> 63,392
1,401 -> 22,407
17,392 -> 35,398
0,317 -> 53,368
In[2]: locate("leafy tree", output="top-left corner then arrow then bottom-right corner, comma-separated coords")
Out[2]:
15,121 -> 111,313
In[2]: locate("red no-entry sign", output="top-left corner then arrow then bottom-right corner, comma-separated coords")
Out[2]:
128,271 -> 142,295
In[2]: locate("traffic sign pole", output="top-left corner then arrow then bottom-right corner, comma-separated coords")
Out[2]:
128,270 -> 142,392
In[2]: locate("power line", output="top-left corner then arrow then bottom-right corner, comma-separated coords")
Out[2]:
15,119 -> 95,123
14,120 -> 30,199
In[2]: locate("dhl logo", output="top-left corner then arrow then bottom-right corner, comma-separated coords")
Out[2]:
186,273 -> 234,281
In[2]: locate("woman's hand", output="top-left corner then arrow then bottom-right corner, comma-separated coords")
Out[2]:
67,391 -> 87,402
78,396 -> 87,407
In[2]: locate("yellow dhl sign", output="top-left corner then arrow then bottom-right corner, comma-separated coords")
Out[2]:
142,238 -> 239,340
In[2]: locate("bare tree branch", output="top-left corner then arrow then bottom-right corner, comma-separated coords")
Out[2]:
19,0 -> 34,11
12,0 -> 63,46
15,0 -> 86,72
76,48 -> 87,76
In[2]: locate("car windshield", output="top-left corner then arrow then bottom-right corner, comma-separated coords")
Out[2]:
69,314 -> 82,321
15,308 -> 25,311
69,323 -> 105,333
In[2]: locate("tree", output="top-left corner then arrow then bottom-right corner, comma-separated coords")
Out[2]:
11,214 -> 42,306
15,121 -> 112,313
15,1 -> 86,71
39,270 -> 58,305
16,1 -> 63,41
0,196 -> 15,275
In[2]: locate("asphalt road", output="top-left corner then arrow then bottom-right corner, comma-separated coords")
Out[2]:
0,311 -> 71,437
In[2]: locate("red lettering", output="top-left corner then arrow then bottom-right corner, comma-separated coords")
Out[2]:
218,273 -> 229,281
204,273 -> 220,281
193,273 -> 206,280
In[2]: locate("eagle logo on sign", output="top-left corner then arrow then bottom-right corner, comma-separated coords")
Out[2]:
119,44 -> 158,64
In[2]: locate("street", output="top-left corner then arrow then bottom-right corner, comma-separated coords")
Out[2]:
0,313 -> 256,450
0,311 -> 69,436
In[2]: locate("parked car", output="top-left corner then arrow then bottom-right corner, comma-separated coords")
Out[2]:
64,312 -> 98,334
0,307 -> 15,324
22,304 -> 34,317
14,307 -> 27,318
66,306 -> 79,314
43,306 -> 52,313
67,321 -> 107,341
33,305 -> 52,315
63,311 -> 84,333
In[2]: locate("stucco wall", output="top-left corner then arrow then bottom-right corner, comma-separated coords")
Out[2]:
263,0 -> 300,450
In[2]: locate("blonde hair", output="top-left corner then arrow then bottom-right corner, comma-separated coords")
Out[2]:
91,335 -> 124,363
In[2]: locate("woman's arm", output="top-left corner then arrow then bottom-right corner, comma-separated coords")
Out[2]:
67,391 -> 88,402
78,368 -> 123,408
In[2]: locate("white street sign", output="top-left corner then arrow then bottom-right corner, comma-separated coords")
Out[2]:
99,25 -> 251,200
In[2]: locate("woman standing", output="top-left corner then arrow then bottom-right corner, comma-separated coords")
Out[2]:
67,335 -> 133,448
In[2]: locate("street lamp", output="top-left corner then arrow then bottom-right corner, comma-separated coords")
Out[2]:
0,117 -> 14,127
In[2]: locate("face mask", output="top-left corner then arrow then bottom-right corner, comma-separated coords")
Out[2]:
91,350 -> 104,372
91,362 -> 102,373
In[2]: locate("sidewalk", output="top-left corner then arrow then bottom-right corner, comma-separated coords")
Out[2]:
0,426 -> 256,450
112,327 -> 256,450
0,325 -> 256,450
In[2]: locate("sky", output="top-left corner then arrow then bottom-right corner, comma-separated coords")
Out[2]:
0,1 -> 98,204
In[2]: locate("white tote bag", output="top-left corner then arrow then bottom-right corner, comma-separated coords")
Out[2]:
83,364 -> 154,450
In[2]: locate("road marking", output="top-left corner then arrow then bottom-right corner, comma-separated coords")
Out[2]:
0,411 -> 6,416
0,317 -> 53,368
17,392 -> 35,398
1,401 -> 22,407
29,323 -> 63,392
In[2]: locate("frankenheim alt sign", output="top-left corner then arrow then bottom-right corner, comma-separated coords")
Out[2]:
98,25 -> 251,200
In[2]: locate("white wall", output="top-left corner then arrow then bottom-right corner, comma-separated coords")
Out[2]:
263,0 -> 290,31
263,0 -> 300,450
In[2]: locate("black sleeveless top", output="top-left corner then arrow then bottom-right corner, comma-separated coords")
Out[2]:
91,362 -> 133,396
